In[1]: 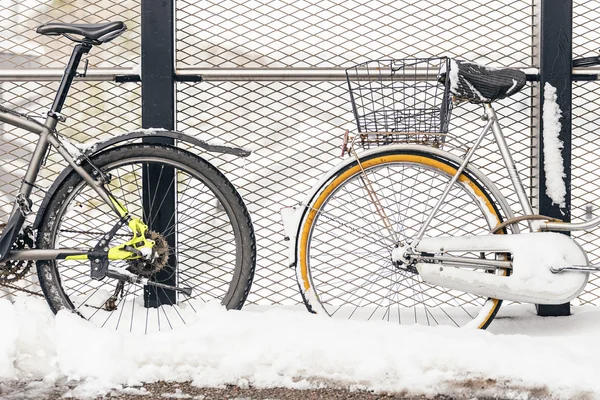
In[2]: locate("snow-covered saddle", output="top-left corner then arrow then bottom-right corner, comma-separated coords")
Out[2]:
439,60 -> 527,104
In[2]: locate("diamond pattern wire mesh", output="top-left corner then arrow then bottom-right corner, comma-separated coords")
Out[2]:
0,0 -> 141,297
176,81 -> 536,306
0,0 -> 140,68
572,0 -> 600,305
2,0 -> 598,308
176,0 -> 540,306
176,0 -> 533,68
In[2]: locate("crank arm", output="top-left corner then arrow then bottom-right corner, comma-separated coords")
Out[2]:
106,267 -> 193,297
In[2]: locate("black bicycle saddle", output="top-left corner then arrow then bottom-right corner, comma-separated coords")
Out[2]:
36,21 -> 126,44
439,60 -> 527,104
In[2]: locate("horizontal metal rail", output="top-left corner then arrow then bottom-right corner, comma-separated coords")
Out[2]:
177,67 -> 542,82
0,68 -> 135,81
1,67 -> 600,82
179,67 -> 359,81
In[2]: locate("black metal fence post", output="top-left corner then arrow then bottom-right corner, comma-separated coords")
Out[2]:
141,0 -> 177,307
537,0 -> 572,317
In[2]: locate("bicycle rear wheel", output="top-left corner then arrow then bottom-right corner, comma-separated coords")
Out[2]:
36,144 -> 255,333
296,147 -> 512,329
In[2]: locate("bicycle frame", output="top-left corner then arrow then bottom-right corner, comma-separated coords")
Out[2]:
412,101 -> 600,251
0,41 -> 132,263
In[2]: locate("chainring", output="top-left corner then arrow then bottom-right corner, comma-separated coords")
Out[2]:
125,230 -> 169,277
0,227 -> 34,284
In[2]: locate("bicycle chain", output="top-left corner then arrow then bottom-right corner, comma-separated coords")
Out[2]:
0,282 -> 44,297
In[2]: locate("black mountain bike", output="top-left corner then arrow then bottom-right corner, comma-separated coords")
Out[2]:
0,21 -> 256,333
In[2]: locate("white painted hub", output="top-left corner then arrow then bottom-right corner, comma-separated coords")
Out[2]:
391,246 -> 405,263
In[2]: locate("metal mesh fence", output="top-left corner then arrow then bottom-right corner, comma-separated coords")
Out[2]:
176,81 -> 536,305
571,82 -> 600,305
1,0 -> 599,308
175,0 -> 534,68
176,0 -> 538,305
0,0 -> 140,68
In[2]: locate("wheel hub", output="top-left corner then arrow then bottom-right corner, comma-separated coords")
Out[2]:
391,245 -> 405,264
391,243 -> 419,273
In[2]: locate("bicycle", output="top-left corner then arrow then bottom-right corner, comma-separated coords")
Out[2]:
0,21 -> 256,333
281,56 -> 600,329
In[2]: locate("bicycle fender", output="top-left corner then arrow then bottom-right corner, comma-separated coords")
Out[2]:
280,204 -> 305,268
33,129 -> 251,230
74,128 -> 251,160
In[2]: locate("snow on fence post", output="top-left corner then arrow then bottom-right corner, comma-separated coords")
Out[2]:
141,0 -> 177,307
537,0 -> 572,317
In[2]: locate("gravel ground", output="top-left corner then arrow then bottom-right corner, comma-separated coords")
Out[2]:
0,380 -> 495,400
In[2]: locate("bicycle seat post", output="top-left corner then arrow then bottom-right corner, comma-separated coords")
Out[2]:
47,41 -> 93,127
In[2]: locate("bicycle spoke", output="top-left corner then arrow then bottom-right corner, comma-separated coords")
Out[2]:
148,172 -> 177,229
130,289 -> 137,333
131,163 -> 149,223
346,179 -> 395,247
114,282 -> 131,331
310,203 -> 395,246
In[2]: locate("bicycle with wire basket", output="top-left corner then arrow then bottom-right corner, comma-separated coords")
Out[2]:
0,21 -> 256,333
281,55 -> 600,329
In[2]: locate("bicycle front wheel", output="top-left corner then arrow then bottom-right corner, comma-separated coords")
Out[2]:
296,147 -> 512,329
37,144 -> 255,333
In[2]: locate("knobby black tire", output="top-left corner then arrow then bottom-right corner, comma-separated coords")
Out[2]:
36,144 -> 255,332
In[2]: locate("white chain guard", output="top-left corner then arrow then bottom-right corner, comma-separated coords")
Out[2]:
415,232 -> 589,304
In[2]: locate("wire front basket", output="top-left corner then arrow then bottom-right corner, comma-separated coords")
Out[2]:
345,57 -> 452,149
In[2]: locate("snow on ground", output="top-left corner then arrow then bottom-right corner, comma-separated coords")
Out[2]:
1,296 -> 600,399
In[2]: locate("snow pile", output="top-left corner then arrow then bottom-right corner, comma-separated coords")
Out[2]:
1,296 -> 600,399
542,82 -> 567,208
